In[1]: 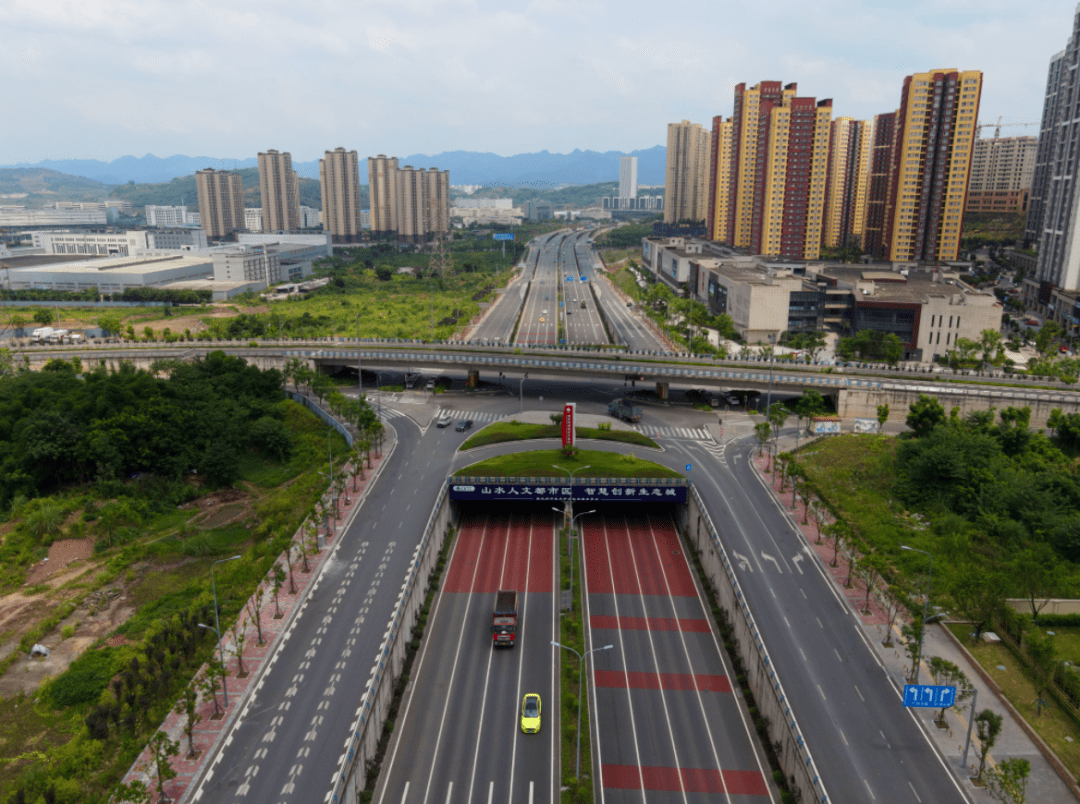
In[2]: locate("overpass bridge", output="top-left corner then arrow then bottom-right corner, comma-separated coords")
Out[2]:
16,338 -> 1080,427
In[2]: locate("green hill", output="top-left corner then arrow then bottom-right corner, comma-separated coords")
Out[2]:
0,168 -> 116,204
109,167 -> 324,211
452,181 -> 619,208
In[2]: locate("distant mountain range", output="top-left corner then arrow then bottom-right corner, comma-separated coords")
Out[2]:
1,146 -> 667,188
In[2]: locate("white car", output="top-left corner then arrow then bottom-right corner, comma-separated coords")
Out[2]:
436,413 -> 452,428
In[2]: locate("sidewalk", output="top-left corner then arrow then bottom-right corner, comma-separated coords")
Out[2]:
120,439 -> 395,803
752,435 -> 1079,803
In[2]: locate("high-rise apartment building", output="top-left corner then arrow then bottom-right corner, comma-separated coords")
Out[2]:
706,117 -> 734,242
966,136 -> 1037,214
320,147 -> 362,243
715,81 -> 833,259
195,168 -> 245,240
366,156 -> 449,241
822,118 -> 872,249
862,112 -> 898,258
664,121 -> 711,224
883,69 -> 982,262
257,150 -> 300,232
1028,8 -> 1080,291
619,156 -> 638,199
368,155 -> 400,234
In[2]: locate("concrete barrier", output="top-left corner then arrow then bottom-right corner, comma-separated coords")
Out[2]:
330,481 -> 455,804
682,483 -> 829,804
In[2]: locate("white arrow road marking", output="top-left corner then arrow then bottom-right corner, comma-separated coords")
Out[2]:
732,551 -> 752,572
791,554 -> 805,574
761,551 -> 782,573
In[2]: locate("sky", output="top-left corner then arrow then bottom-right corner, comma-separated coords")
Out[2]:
2,0 -> 1075,165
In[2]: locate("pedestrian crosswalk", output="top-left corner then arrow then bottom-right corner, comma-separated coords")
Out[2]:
378,407 -> 410,420
636,425 -> 712,440
436,409 -> 502,424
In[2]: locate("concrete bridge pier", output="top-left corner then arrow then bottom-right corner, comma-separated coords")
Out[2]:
656,381 -> 669,400
467,368 -> 479,389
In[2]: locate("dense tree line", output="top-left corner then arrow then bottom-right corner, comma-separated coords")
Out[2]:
0,352 -> 288,507
898,396 -> 1080,562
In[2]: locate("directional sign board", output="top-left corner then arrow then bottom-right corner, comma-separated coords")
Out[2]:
493,233 -> 515,241
903,684 -> 956,709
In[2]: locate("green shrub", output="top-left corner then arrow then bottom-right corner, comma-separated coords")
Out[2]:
45,648 -> 117,708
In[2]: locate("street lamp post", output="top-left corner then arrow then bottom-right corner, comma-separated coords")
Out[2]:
901,545 -> 933,683
764,333 -> 777,414
355,312 -> 362,396
204,554 -> 242,707
551,641 -> 613,778
552,507 -> 594,611
790,424 -> 801,510
519,372 -> 529,413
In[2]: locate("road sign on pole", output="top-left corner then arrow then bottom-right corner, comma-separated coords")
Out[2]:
903,684 -> 956,708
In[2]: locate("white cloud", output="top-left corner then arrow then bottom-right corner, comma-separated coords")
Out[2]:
0,0 -> 1072,162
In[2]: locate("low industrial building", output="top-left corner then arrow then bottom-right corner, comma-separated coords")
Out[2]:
642,235 -> 1001,362
2,253 -> 214,293
31,229 -> 207,256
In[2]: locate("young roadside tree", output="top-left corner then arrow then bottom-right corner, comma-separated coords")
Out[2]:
901,617 -> 924,682
147,730 -> 180,802
283,548 -> 297,594
1025,629 -> 1058,717
974,709 -> 1004,784
174,682 -> 202,759
927,657 -> 975,728
247,584 -> 266,646
858,554 -> 886,615
878,585 -> 907,648
754,421 -> 771,458
952,567 -> 1007,644
877,404 -> 890,428
231,623 -> 248,677
198,659 -> 226,719
270,562 -> 286,619
985,757 -> 1030,804
1013,542 -> 1063,622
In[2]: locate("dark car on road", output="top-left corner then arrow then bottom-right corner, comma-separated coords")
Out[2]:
455,419 -> 473,432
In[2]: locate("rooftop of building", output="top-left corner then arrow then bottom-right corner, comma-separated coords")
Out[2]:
10,253 -> 213,275
813,263 -> 993,303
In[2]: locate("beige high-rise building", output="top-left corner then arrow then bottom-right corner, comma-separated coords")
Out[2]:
195,168 -> 245,240
664,120 -> 711,224
822,118 -> 873,249
425,168 -> 450,235
706,117 -> 734,243
367,157 -> 449,241
884,69 -> 982,262
368,155 -> 400,234
258,149 -> 300,232
966,135 -> 1037,214
716,81 -> 833,259
320,147 -> 362,243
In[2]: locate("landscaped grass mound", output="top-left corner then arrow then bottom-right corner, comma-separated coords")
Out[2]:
454,449 -> 682,479
459,421 -> 658,450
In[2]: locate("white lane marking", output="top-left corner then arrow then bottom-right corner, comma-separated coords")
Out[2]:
487,781 -> 493,804
818,685 -> 827,700
760,551 -> 782,573
529,780 -> 534,804
399,781 -> 409,804
863,779 -> 876,800
506,515 -> 536,800
855,685 -> 865,702
445,782 -> 452,804
908,781 -> 922,802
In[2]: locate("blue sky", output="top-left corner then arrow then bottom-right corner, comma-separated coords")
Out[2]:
2,0 -> 1073,164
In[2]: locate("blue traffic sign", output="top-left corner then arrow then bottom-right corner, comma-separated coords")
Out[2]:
903,684 -> 956,708
685,464 -> 692,471
493,233 -> 515,241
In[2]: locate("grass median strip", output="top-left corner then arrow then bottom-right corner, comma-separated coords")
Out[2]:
460,422 -> 658,451
558,525 -> 594,804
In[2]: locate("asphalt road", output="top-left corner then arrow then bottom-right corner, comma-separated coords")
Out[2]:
470,232 -> 559,345
374,506 -> 559,804
562,232 -> 610,347
516,233 -> 563,346
187,413 -> 471,804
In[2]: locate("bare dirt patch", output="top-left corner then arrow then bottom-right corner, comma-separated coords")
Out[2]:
24,539 -> 94,586
181,487 -> 253,530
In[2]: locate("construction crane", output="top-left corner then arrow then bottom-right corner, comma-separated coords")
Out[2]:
975,116 -> 1039,139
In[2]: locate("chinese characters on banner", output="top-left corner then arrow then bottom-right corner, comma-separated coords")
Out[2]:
449,484 -> 687,503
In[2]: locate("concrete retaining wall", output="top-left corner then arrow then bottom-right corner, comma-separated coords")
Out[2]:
331,482 -> 455,804
682,484 -> 829,804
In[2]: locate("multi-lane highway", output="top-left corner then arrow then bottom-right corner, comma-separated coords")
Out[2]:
185,371 -> 974,804
561,232 -> 610,346
375,507 -> 558,804
584,509 -> 771,803
515,234 -> 562,346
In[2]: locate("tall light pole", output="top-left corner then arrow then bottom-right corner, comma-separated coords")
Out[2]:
901,545 -> 933,684
790,423 -> 801,510
519,372 -> 529,413
552,507 -> 594,610
552,641 -> 613,778
355,312 -> 362,396
205,554 -> 242,707
764,332 -> 777,414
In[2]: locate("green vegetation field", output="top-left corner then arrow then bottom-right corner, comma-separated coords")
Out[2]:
459,421 -> 658,450
454,448 -> 682,479
0,354 -> 374,802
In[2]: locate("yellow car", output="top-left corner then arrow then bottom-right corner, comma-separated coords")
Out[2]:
539,317 -> 546,323
520,693 -> 541,733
